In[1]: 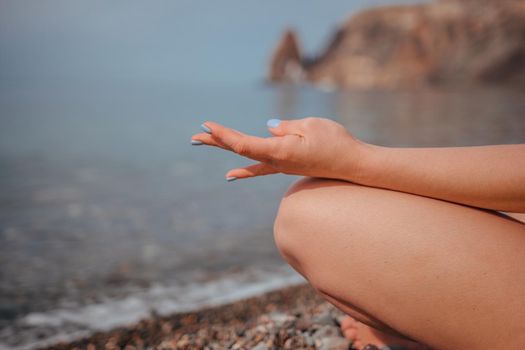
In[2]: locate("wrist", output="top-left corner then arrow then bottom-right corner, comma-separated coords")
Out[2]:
343,141 -> 388,185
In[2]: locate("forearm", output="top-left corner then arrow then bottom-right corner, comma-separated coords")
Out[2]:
353,144 -> 525,213
192,118 -> 525,210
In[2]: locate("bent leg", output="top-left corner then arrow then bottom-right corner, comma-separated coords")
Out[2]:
273,177 -> 525,350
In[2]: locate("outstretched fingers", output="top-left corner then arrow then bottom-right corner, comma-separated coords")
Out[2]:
195,121 -> 279,162
191,119 -> 305,181
191,132 -> 222,147
226,162 -> 279,180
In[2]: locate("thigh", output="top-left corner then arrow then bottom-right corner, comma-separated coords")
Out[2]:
274,177 -> 525,350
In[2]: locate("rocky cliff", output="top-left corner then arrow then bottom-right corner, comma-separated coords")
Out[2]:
268,0 -> 525,89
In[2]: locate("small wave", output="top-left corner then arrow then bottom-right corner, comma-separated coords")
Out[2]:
0,267 -> 304,350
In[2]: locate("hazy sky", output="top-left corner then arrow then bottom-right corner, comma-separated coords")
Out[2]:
0,0 -> 421,86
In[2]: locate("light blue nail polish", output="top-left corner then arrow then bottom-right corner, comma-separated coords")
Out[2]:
200,123 -> 212,134
267,118 -> 281,128
226,177 -> 237,182
191,140 -> 203,145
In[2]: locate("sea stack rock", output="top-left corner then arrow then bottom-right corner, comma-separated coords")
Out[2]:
268,29 -> 304,83
267,0 -> 525,89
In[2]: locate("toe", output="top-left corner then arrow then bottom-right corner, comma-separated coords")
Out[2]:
344,328 -> 358,340
341,316 -> 358,330
353,340 -> 363,349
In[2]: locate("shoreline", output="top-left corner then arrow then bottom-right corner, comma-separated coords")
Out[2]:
42,284 -> 350,350
2,268 -> 306,350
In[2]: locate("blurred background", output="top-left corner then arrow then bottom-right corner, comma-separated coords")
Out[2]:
1,0 -> 524,348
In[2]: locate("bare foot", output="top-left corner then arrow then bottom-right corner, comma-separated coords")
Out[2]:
340,316 -> 427,350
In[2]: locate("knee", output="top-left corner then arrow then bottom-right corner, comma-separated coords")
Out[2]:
273,177 -> 309,269
273,177 -> 345,274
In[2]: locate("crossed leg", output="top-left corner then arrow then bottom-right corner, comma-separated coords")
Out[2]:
273,177 -> 525,350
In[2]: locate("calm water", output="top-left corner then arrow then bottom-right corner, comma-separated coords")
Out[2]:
1,83 -> 524,321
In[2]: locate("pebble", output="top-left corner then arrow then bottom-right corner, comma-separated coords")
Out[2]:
312,325 -> 341,340
317,336 -> 351,350
47,284 -> 352,350
313,310 -> 337,326
251,342 -> 269,350
268,312 -> 297,328
295,318 -> 313,331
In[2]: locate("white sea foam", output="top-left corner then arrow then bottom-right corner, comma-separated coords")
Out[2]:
1,267 -> 304,350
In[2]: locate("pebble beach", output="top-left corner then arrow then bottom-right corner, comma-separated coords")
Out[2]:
45,283 -> 361,350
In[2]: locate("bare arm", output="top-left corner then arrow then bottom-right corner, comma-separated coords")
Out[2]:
191,118 -> 525,213
356,144 -> 525,213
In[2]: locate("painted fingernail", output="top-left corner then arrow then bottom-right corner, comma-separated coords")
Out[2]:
191,140 -> 203,145
200,123 -> 212,134
267,118 -> 281,128
226,177 -> 237,182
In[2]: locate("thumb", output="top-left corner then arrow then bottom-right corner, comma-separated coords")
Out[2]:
266,118 -> 303,137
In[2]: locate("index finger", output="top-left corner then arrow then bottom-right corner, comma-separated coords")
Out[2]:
202,121 -> 278,162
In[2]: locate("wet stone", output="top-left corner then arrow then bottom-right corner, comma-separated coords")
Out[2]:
295,318 -> 312,331
251,342 -> 269,350
312,310 -> 336,326
43,284 -> 350,350
317,336 -> 351,350
312,325 -> 341,340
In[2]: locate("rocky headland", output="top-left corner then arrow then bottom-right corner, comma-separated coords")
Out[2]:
268,0 -> 525,89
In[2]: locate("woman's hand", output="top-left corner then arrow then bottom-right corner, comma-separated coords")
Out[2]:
191,116 -> 525,212
190,117 -> 369,181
